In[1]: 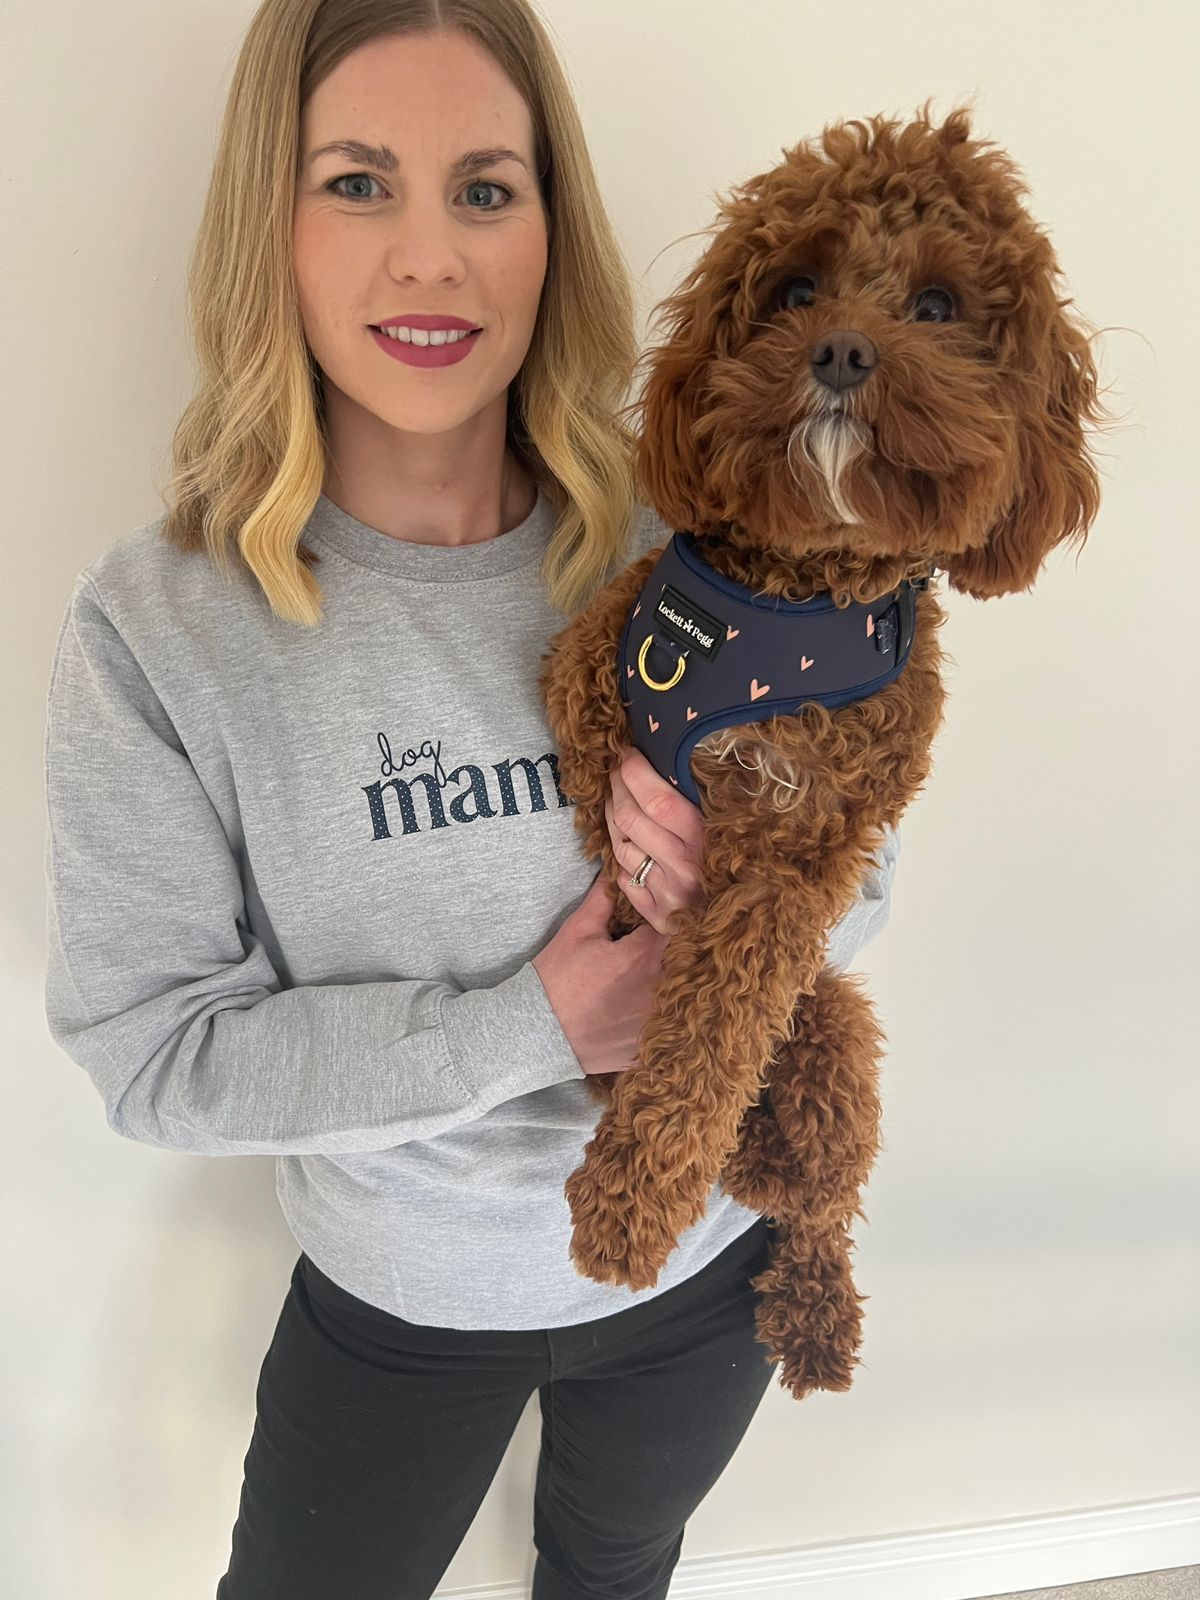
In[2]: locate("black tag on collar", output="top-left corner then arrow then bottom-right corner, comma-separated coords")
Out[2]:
654,583 -> 725,660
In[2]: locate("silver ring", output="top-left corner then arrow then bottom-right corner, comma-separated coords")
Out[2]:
629,854 -> 655,889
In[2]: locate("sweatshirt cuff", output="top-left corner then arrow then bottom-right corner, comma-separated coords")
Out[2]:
438,960 -> 587,1108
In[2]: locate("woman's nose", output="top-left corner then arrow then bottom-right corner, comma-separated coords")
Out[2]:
383,205 -> 468,276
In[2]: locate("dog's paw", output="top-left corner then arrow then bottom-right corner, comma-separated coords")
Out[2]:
565,1176 -> 680,1290
564,1117 -> 711,1289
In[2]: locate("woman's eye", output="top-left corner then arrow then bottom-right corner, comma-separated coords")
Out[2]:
913,286 -> 955,322
327,172 -> 382,203
461,179 -> 515,211
326,173 -> 515,211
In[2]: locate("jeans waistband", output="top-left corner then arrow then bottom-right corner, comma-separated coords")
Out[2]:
299,1215 -> 772,1342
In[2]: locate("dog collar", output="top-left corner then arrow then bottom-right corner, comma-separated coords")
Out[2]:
616,532 -> 932,806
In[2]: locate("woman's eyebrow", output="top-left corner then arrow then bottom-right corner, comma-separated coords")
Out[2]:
306,140 -> 530,177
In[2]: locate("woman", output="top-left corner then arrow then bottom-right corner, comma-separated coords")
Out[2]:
42,3 -> 899,1596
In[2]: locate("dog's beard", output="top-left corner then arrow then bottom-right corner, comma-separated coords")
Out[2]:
789,407 -> 874,526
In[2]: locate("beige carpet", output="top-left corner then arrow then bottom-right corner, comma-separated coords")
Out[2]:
981,1566 -> 1199,1599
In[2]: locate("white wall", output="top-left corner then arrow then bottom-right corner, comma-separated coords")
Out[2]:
3,1 -> 1196,1595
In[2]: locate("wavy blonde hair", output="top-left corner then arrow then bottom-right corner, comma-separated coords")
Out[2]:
159,0 -> 641,624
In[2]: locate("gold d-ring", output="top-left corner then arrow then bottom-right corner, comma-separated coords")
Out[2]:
637,634 -> 686,691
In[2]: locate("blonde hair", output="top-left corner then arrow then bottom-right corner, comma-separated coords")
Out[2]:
159,0 -> 641,623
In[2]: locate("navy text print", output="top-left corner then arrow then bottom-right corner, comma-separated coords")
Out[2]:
363,733 -> 572,839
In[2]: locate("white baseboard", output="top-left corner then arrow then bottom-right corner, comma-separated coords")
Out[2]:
439,1494 -> 1200,1600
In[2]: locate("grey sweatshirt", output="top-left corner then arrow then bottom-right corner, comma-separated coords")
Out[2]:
42,488 -> 900,1330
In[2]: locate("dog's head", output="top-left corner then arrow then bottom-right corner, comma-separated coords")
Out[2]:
632,103 -> 1108,599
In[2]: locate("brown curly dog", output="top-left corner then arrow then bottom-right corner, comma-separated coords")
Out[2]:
539,103 -> 1110,1401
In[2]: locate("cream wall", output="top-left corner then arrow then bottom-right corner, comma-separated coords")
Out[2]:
3,1 -> 1197,1596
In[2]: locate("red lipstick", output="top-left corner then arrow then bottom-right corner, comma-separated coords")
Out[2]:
368,320 -> 483,368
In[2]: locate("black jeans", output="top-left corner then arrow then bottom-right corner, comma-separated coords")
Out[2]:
216,1216 -> 776,1600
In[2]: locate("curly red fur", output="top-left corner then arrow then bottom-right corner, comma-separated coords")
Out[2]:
539,103 -> 1111,1400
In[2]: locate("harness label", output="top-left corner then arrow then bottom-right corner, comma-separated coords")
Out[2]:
654,583 -> 725,660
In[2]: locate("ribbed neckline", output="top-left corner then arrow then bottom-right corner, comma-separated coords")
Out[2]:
304,487 -> 556,583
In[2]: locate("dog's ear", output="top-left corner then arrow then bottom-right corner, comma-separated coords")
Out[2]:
941,276 -> 1105,599
632,257 -> 741,534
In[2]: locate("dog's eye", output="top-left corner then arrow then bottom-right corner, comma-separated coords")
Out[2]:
778,275 -> 818,311
913,287 -> 955,323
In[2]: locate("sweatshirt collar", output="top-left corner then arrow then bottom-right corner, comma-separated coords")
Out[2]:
304,487 -> 555,582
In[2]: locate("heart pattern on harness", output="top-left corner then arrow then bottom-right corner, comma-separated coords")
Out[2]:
686,707 -> 697,721
750,679 -> 770,701
648,714 -> 660,732
727,625 -> 739,640
801,655 -> 814,671
866,613 -> 874,637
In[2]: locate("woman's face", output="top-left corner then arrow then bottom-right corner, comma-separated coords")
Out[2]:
293,29 -> 549,445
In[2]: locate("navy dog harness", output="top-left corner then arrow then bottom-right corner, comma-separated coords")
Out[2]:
616,532 -> 932,806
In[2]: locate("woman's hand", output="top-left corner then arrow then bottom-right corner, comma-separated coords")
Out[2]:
603,745 -> 706,934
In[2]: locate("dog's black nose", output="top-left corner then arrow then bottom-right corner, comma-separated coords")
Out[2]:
811,329 -> 878,393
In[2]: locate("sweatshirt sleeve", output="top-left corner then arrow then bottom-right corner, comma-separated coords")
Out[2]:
825,821 -> 901,975
42,577 -> 585,1160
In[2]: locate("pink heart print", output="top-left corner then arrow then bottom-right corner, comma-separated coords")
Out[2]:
749,679 -> 770,701
686,707 -> 697,721
866,613 -> 874,637
727,625 -> 739,640
648,714 -> 660,732
801,656 -> 813,671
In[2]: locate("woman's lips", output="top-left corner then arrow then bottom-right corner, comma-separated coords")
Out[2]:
368,326 -> 483,368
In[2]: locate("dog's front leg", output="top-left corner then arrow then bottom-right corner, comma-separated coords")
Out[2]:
539,547 -> 665,870
564,872 -> 831,1289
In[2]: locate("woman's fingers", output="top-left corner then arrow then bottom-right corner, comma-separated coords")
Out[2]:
603,748 -> 705,931
610,749 -> 703,875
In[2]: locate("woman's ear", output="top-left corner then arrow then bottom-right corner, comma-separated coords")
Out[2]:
941,285 -> 1106,599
